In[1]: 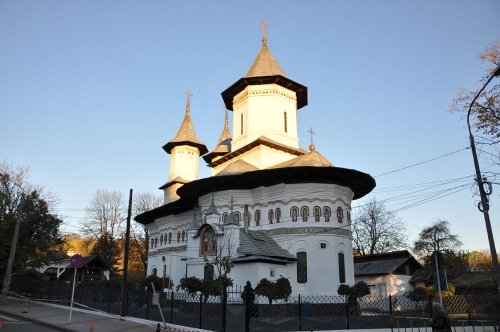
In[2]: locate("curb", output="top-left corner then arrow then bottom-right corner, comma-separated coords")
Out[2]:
0,307 -> 75,332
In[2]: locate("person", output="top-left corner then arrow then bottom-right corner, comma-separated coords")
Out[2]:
431,302 -> 452,332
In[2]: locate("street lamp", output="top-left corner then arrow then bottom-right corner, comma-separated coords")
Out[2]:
466,63 -> 500,295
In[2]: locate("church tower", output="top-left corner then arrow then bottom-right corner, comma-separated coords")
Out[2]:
160,92 -> 208,204
213,21 -> 308,173
222,22 -> 307,151
203,109 -> 232,168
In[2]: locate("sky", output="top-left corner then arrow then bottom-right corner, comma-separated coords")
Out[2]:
1,0 -> 499,252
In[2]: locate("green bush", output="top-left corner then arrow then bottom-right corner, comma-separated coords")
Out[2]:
336,281 -> 370,298
255,277 -> 292,304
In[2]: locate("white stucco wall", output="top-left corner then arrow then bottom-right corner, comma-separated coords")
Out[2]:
356,274 -> 414,296
232,84 -> 299,151
144,182 -> 355,296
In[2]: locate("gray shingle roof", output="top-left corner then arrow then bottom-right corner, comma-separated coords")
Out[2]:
235,229 -> 296,264
354,257 -> 408,276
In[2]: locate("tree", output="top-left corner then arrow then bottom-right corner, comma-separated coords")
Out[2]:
467,249 -> 499,271
413,219 -> 462,262
450,41 -> 499,141
203,230 -> 237,292
82,190 -> 126,268
442,250 -> 468,280
130,192 -> 162,273
352,198 -> 408,255
0,162 -> 64,275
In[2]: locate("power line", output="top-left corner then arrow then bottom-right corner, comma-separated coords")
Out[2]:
374,147 -> 469,177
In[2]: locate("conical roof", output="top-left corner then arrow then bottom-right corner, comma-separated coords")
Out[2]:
245,41 -> 286,78
163,97 -> 208,155
203,110 -> 232,163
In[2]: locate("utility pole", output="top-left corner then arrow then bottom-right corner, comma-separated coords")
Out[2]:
0,193 -> 25,304
120,189 -> 133,317
466,63 -> 500,295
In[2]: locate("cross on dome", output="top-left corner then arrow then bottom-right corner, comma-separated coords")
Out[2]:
185,90 -> 193,114
261,19 -> 268,44
308,127 -> 316,151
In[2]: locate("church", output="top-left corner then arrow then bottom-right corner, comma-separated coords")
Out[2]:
135,25 -> 375,296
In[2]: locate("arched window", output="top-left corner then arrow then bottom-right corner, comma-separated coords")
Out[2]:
291,207 -> 298,222
297,252 -> 307,284
182,230 -> 185,242
314,206 -> 321,222
160,234 -> 163,246
338,252 -> 346,283
204,264 -> 214,281
324,207 -> 331,222
234,212 -> 241,224
268,210 -> 274,224
337,207 -> 344,223
154,238 -> 158,248
204,216 -> 207,224
275,208 -> 281,223
168,232 -> 172,244
200,227 -> 216,256
177,231 -> 180,243
347,210 -> 351,223
301,207 -> 309,222
150,238 -> 154,248
151,267 -> 158,277
245,211 -> 252,224
255,210 -> 261,226
222,212 -> 228,224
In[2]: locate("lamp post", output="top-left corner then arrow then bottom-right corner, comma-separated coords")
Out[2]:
466,63 -> 500,295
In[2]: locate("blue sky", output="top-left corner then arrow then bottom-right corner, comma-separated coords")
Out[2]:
1,0 -> 499,251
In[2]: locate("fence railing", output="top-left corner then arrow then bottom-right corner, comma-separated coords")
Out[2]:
9,280 -> 500,332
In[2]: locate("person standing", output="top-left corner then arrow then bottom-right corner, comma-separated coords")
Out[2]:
431,302 -> 452,332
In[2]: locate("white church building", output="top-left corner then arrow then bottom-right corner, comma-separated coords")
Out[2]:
135,28 -> 375,296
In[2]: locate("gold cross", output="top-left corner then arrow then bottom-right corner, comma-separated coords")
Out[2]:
185,90 -> 193,113
308,127 -> 316,145
261,19 -> 268,43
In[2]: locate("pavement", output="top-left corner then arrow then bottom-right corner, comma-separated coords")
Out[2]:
0,296 -> 212,332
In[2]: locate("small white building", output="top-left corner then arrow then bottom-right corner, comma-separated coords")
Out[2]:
135,27 -> 375,296
354,250 -> 422,296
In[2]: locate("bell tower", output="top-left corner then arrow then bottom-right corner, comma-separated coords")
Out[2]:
160,92 -> 208,204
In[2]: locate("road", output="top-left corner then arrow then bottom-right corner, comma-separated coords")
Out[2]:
0,312 -> 61,331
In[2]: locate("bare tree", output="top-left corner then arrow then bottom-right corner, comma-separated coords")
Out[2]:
82,190 -> 126,267
131,192 -> 163,272
352,198 -> 408,256
413,219 -> 462,260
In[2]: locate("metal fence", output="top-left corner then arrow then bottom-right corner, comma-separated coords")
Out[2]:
9,280 -> 500,332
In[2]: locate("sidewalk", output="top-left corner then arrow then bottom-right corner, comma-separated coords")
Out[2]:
0,296 -> 211,332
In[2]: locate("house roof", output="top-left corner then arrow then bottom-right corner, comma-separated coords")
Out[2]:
64,255 -> 109,269
269,149 -> 334,168
234,229 -> 296,264
208,136 -> 305,168
354,250 -> 421,276
451,271 -> 497,289
216,160 -> 258,176
355,258 -> 409,276
410,267 -> 433,283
